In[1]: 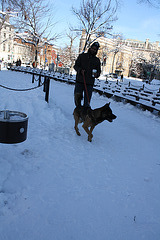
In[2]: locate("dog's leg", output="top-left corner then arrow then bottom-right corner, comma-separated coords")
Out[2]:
87,126 -> 95,142
82,122 -> 93,142
90,126 -> 95,134
88,134 -> 93,142
74,115 -> 81,136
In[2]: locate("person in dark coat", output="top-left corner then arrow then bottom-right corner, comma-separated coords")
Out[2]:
18,58 -> 21,66
16,58 -> 21,66
74,42 -> 101,107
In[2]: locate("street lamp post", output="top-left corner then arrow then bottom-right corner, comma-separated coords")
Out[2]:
56,53 -> 60,71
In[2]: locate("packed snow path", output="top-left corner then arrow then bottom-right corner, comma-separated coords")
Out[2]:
0,71 -> 160,240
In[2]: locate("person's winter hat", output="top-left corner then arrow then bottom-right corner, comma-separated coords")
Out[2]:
91,42 -> 100,50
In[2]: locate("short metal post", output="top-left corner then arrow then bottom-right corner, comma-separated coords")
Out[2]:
45,77 -> 50,102
32,73 -> 35,83
43,76 -> 46,92
38,75 -> 41,87
152,100 -> 155,106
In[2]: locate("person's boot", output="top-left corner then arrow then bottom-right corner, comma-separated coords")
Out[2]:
74,93 -> 82,107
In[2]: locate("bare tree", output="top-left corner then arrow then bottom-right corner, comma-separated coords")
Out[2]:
65,31 -> 78,69
149,52 -> 160,80
6,0 -> 59,62
138,1 -> 160,79
129,51 -> 147,78
0,0 -> 9,12
58,32 -> 78,71
138,0 -> 160,8
0,11 -> 6,31
0,0 -> 18,31
72,0 -> 119,52
110,35 -> 123,72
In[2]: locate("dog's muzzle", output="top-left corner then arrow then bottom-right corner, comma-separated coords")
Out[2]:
108,114 -> 117,122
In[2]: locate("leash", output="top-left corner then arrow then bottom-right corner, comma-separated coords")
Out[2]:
82,71 -> 90,106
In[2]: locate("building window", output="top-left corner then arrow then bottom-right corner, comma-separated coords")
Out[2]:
3,44 -> 5,51
8,44 -> 11,52
4,33 -> 6,38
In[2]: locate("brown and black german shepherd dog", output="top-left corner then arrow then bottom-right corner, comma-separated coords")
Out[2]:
73,103 -> 117,142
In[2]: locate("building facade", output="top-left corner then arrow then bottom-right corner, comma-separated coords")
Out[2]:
79,31 -> 160,78
0,15 -> 15,63
0,15 -> 58,68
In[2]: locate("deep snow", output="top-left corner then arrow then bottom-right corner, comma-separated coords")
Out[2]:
0,70 -> 160,240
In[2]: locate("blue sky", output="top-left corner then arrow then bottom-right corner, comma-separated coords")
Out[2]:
114,0 -> 160,42
52,0 -> 160,47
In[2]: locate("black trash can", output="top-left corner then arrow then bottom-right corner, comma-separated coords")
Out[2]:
0,110 -> 28,144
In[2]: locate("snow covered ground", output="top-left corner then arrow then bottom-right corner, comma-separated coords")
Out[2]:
0,70 -> 160,240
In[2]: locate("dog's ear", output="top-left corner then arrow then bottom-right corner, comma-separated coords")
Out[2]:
106,102 -> 110,107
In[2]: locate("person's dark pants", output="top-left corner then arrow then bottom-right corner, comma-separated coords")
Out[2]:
74,82 -> 93,107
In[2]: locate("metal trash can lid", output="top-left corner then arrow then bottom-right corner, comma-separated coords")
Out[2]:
0,110 -> 28,123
